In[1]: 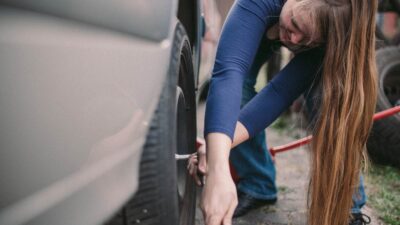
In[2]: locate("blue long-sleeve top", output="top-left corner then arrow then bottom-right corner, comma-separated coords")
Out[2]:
204,0 -> 324,140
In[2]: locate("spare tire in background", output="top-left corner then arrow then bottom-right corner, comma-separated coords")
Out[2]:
367,46 -> 400,168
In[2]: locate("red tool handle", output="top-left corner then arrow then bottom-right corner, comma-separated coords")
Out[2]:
269,105 -> 400,157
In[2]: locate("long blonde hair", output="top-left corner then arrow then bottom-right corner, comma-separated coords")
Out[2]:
293,1 -> 378,225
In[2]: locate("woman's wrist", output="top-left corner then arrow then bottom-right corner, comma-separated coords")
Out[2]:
207,158 -> 230,174
207,149 -> 231,173
205,133 -> 232,173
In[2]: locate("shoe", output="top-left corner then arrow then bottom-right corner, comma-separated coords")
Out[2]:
349,213 -> 371,225
233,191 -> 277,218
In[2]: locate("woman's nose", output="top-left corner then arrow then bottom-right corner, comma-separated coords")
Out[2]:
290,33 -> 304,45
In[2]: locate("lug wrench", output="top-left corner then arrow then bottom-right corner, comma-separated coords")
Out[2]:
175,152 -> 205,186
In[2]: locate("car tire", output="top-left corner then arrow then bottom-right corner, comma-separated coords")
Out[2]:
367,46 -> 400,168
106,21 -> 197,225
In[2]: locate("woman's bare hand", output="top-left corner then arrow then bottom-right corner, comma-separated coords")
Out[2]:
188,122 -> 249,186
201,168 -> 237,225
200,133 -> 238,225
187,137 -> 207,186
187,136 -> 237,225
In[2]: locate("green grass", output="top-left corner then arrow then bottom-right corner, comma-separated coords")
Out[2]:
366,164 -> 400,225
271,116 -> 289,132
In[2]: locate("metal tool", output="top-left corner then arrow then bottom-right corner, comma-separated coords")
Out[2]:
175,153 -> 194,160
269,105 -> 400,157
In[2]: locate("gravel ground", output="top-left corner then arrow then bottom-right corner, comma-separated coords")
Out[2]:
195,103 -> 383,225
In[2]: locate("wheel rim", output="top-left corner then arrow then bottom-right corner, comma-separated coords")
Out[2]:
174,36 -> 197,225
176,85 -> 196,225
176,86 -> 189,201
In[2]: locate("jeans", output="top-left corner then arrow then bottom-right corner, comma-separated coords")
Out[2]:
229,66 -> 278,200
229,43 -> 366,213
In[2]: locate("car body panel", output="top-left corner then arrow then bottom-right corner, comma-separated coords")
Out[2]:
1,0 -> 176,41
0,5 -> 175,225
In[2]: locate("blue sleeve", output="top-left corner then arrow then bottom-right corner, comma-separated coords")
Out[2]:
238,48 -> 324,137
204,0 -> 283,140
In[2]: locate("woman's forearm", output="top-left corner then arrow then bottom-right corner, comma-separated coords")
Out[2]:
232,121 -> 250,148
205,133 -> 232,172
205,122 -> 250,171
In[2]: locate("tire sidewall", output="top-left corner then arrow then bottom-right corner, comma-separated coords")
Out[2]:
367,46 -> 400,167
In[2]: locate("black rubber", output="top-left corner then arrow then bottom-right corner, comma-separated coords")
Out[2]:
266,49 -> 282,82
367,46 -> 400,168
106,22 -> 197,225
175,21 -> 197,225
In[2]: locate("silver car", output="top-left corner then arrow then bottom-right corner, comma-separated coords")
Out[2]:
0,1 -> 222,224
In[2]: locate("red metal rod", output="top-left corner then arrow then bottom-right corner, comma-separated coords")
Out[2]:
269,105 -> 400,156
270,135 -> 312,156
373,105 -> 400,120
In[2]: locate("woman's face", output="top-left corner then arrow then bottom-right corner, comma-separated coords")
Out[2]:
279,0 -> 316,50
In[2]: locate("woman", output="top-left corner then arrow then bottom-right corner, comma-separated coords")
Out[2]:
194,0 -> 378,225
